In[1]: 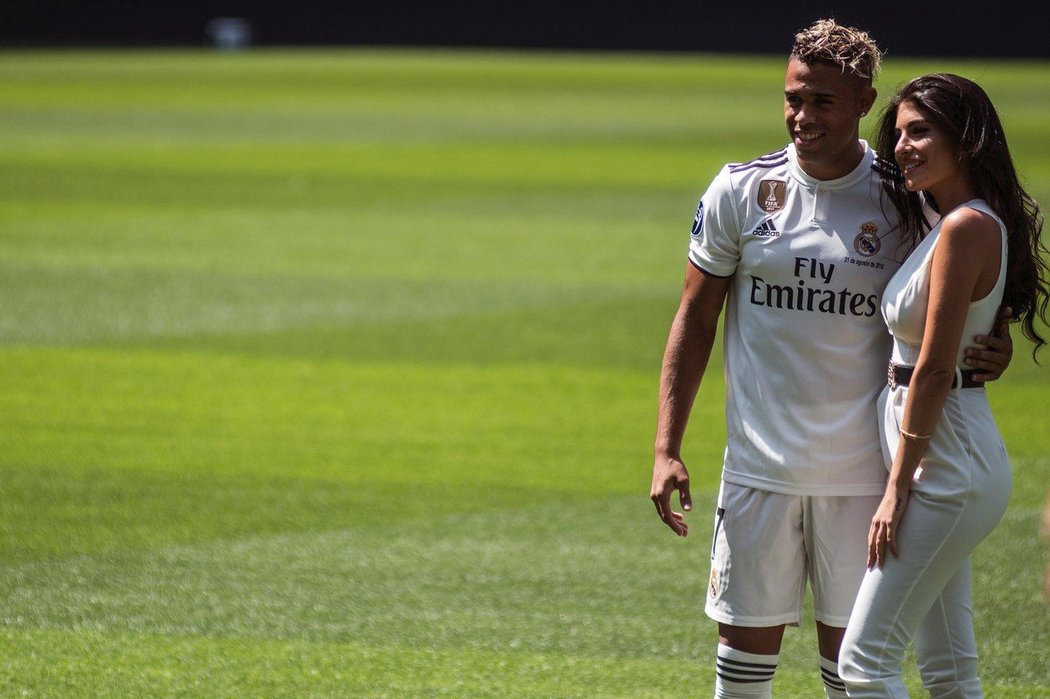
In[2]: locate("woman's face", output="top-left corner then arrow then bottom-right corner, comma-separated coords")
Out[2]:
893,99 -> 961,193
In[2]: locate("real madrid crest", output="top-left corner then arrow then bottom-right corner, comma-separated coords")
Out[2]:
709,569 -> 719,598
854,222 -> 881,257
757,179 -> 786,213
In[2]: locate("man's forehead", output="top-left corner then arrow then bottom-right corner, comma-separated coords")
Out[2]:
784,83 -> 843,99
785,60 -> 858,96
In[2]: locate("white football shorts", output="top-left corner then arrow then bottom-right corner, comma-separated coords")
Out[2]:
705,480 -> 881,628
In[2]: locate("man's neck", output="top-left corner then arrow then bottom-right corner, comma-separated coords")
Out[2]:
798,140 -> 866,181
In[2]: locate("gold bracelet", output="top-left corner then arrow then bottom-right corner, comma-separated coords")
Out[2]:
900,429 -> 932,441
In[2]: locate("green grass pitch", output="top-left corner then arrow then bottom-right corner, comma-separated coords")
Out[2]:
0,47 -> 1048,697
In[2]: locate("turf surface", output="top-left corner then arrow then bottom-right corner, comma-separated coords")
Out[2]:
1,48 -> 1048,697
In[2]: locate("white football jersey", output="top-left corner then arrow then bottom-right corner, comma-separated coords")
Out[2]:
689,142 -> 909,495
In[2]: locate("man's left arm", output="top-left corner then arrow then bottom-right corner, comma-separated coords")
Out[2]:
964,305 -> 1014,381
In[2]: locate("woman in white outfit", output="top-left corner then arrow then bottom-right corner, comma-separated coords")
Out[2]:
838,74 -> 1050,697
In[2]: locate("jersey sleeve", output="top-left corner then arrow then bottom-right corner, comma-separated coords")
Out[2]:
687,165 -> 741,277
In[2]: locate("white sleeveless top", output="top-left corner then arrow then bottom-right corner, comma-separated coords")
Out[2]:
881,199 -> 1007,368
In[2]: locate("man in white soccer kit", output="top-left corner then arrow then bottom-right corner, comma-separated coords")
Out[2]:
696,141 -> 902,694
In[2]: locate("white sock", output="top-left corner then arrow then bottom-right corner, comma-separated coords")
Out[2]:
820,654 -> 848,698
714,643 -> 778,698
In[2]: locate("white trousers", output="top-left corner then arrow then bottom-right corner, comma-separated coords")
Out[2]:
839,386 -> 1011,697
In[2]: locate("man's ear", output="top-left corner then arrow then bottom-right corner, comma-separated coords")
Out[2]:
860,86 -> 877,117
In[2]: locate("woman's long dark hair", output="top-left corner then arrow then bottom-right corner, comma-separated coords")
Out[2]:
875,72 -> 1049,357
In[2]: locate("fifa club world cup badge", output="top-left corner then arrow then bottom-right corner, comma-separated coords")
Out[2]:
709,569 -> 720,598
757,179 -> 785,213
854,222 -> 881,257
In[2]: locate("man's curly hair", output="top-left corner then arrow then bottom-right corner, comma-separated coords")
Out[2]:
790,19 -> 883,84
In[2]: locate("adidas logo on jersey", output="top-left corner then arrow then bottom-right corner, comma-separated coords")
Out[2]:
751,219 -> 780,238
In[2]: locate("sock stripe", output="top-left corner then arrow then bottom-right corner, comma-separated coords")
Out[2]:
718,656 -> 778,672
820,667 -> 847,691
716,659 -> 777,682
715,645 -> 778,696
819,656 -> 847,693
715,671 -> 773,684
716,668 -> 776,679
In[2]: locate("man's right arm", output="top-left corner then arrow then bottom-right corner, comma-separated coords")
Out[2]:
650,263 -> 732,536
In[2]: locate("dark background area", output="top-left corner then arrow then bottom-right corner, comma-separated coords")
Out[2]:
3,1 -> 1048,58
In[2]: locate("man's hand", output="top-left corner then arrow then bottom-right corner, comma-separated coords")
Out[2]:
965,305 -> 1014,381
651,455 -> 692,537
